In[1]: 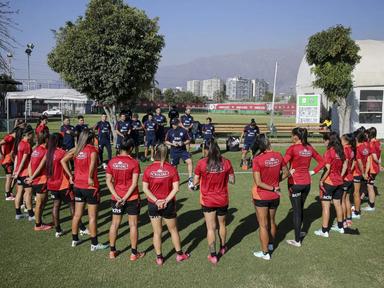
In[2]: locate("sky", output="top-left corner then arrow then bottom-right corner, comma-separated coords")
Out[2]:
7,0 -> 384,81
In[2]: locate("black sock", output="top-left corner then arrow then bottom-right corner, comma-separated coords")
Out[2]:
16,208 -> 21,215
176,250 -> 183,256
210,252 -> 217,257
35,222 -> 41,227
156,254 -> 163,259
337,221 -> 343,229
322,226 -> 328,233
79,222 -> 86,231
91,237 -> 98,246
55,226 -> 62,233
72,234 -> 79,241
6,192 -> 11,197
263,251 -> 269,255
220,244 -> 227,249
368,201 -> 375,208
131,248 -> 138,255
28,209 -> 34,217
110,246 -> 116,252
354,210 -> 361,215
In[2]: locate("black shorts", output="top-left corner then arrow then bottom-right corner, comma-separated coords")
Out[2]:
16,176 -> 32,188
320,183 -> 343,201
148,200 -> 176,219
111,199 -> 140,216
254,198 -> 280,209
2,163 -> 13,175
343,181 -> 354,194
201,205 -> 228,216
50,188 -> 74,203
32,184 -> 47,195
353,175 -> 364,183
131,135 -> 140,147
288,184 -> 311,198
367,174 -> 377,185
73,187 -> 100,204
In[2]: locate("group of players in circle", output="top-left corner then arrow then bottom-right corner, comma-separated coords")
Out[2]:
0,107 -> 381,264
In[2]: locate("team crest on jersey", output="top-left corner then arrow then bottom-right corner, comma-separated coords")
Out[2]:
113,161 -> 128,170
150,169 -> 170,178
31,150 -> 40,158
362,149 -> 369,156
77,152 -> 87,160
265,157 -> 280,167
180,132 -> 183,136
299,149 -> 312,157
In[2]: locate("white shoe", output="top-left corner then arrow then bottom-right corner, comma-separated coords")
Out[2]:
361,206 -> 375,212
15,214 -> 26,220
253,251 -> 271,260
80,228 -> 90,236
55,231 -> 64,238
351,213 -> 361,219
5,195 -> 15,201
102,163 -> 108,170
90,243 -> 109,251
28,215 -> 35,221
21,205 -> 28,213
300,231 -> 307,238
330,225 -> 344,234
268,244 -> 274,251
286,239 -> 302,247
150,157 -> 154,162
314,229 -> 329,238
188,177 -> 194,189
72,240 -> 81,247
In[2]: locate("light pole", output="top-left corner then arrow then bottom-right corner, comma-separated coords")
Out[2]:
6,52 -> 13,78
25,43 -> 34,121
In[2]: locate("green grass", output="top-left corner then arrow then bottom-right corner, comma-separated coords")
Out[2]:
0,146 -> 383,288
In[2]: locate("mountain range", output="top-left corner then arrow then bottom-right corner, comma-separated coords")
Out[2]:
156,46 -> 306,94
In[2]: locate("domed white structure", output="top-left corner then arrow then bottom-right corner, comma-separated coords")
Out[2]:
296,40 -> 384,137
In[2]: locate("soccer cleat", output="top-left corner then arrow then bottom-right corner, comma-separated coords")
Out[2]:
150,157 -> 155,162
346,220 -> 352,227
55,231 -> 64,238
219,246 -> 228,256
155,256 -> 164,266
268,244 -> 274,252
253,251 -> 271,260
15,214 -> 26,220
130,251 -> 145,261
79,228 -> 90,236
188,177 -> 194,190
5,194 -> 15,201
286,240 -> 302,247
207,255 -> 218,265
330,225 -> 344,234
28,215 -> 35,222
90,243 -> 109,252
314,229 -> 329,238
109,251 -> 119,259
72,240 -> 81,247
361,206 -> 375,212
300,231 -> 307,238
351,213 -> 361,219
34,224 -> 52,231
176,252 -> 190,262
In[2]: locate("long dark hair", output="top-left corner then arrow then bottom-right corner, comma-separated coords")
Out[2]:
206,140 -> 223,172
323,132 -> 345,161
356,131 -> 367,143
292,127 -> 309,146
74,129 -> 94,156
13,125 -> 33,155
37,129 -> 49,146
46,133 -> 63,177
120,137 -> 135,154
368,127 -> 377,140
251,134 -> 271,156
342,133 -> 356,160
36,115 -> 48,128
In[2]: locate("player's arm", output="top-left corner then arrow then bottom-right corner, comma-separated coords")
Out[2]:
115,122 -> 124,137
341,160 -> 348,178
142,181 -> 158,203
165,181 -> 179,203
88,151 -> 97,186
319,164 -> 331,186
61,148 -> 75,183
28,155 -> 47,183
253,171 -> 279,192
123,172 -> 139,202
106,173 -> 122,202
14,153 -> 28,178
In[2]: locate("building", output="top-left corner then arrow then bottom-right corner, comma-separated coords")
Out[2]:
251,79 -> 269,101
201,78 -> 225,100
296,40 -> 384,138
186,80 -> 202,97
226,77 -> 252,100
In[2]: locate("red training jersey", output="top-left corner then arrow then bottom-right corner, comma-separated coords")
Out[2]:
106,155 -> 141,201
47,148 -> 70,191
73,144 -> 99,189
30,144 -> 47,185
284,144 -> 324,185
343,144 -> 354,182
1,134 -> 15,165
15,139 -> 32,177
143,161 -> 180,203
353,142 -> 370,176
369,139 -> 381,174
323,147 -> 344,186
35,123 -> 49,136
194,157 -> 234,207
252,150 -> 286,200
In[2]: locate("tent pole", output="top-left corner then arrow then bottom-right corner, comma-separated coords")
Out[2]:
24,99 -> 27,122
6,95 -> 9,133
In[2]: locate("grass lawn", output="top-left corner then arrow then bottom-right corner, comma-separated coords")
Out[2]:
0,145 -> 383,288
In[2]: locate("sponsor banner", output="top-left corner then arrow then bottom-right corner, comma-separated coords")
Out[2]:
296,95 -> 321,124
209,103 -> 296,114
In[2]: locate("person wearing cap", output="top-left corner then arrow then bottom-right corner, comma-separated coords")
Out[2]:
165,118 -> 194,189
240,119 -> 260,168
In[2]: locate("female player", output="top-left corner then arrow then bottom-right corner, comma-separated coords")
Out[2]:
26,130 -> 51,231
193,140 -> 235,264
62,129 -> 107,251
0,127 -> 18,200
352,131 -> 371,219
284,127 -> 324,247
106,138 -> 145,260
341,134 -> 355,227
142,144 -> 190,265
362,127 -> 381,211
35,115 -> 49,136
13,125 -> 34,220
47,133 -> 88,238
315,132 -> 347,237
252,134 -> 289,260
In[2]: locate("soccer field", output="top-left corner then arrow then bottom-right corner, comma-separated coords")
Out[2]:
0,145 -> 383,288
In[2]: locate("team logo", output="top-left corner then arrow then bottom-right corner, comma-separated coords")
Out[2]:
31,150 -> 40,158
76,152 -> 87,160
265,157 -> 280,167
180,132 -> 184,136
112,161 -> 128,170
299,149 -> 312,157
362,149 -> 369,156
150,169 -> 170,178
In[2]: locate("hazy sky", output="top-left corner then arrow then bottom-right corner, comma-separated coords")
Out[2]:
8,0 -> 384,80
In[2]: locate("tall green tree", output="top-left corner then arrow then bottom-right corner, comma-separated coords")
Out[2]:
306,25 -> 361,134
48,0 -> 165,127
213,90 -> 227,103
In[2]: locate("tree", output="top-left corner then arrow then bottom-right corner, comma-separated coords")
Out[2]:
213,90 -> 226,103
0,73 -> 18,116
164,88 -> 176,106
262,91 -> 273,102
48,0 -> 165,129
306,25 -> 361,134
0,1 -> 18,73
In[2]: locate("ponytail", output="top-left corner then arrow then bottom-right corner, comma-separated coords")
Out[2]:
292,127 -> 310,146
46,133 -> 63,177
206,140 -> 223,172
324,132 -> 345,161
251,134 -> 270,156
74,129 -> 94,156
154,144 -> 169,168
